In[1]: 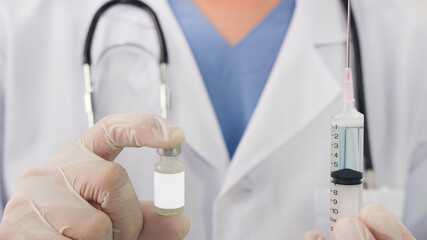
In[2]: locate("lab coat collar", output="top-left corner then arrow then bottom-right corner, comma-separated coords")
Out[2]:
218,0 -> 345,197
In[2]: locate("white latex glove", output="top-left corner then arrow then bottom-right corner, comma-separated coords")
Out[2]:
0,113 -> 190,240
302,203 -> 415,240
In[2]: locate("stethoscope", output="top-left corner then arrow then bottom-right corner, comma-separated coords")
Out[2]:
82,0 -> 374,180
83,0 -> 170,126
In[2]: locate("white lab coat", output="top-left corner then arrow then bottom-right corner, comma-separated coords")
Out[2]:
1,0 -> 427,239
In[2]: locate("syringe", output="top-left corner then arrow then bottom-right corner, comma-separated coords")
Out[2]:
329,0 -> 364,237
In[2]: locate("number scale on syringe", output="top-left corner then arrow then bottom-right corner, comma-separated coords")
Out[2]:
329,113 -> 364,234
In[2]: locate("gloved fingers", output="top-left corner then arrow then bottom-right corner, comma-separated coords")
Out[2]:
8,168 -> 114,240
359,203 -> 415,240
138,201 -> 190,240
39,204 -> 113,240
81,113 -> 185,161
0,199 -> 72,240
59,160 -> 142,239
11,161 -> 141,240
333,217 -> 376,240
301,230 -> 326,240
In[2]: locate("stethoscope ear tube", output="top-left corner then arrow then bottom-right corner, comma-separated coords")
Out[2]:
340,0 -> 374,173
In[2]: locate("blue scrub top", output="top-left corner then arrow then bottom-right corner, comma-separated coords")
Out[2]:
168,0 -> 296,158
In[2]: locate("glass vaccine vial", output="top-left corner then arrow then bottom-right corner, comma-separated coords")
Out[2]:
154,147 -> 185,216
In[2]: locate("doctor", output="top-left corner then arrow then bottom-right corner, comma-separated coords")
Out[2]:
0,0 -> 426,239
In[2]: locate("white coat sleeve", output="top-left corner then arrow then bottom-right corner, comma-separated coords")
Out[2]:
404,96 -> 427,236
403,14 -> 427,239
404,93 -> 427,238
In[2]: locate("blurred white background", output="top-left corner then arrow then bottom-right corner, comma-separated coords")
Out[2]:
402,0 -> 427,15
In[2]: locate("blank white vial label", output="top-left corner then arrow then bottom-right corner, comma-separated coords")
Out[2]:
154,172 -> 185,209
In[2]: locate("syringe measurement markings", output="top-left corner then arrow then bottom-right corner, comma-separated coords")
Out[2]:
330,208 -> 339,214
331,126 -> 363,172
330,127 -> 340,171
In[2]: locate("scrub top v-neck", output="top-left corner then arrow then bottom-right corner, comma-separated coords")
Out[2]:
168,0 -> 296,158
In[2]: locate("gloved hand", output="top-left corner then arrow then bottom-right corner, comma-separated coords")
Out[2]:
302,203 -> 415,240
0,113 -> 190,240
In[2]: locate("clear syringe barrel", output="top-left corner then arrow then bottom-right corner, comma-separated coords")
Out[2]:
330,103 -> 364,182
329,102 -> 364,236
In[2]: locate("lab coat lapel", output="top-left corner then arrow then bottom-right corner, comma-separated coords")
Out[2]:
147,0 -> 230,173
219,0 -> 345,197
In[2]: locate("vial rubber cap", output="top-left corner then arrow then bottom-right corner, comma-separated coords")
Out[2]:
157,147 -> 181,157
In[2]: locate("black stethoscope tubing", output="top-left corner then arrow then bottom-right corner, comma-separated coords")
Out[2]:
82,0 -> 374,172
83,0 -> 168,66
